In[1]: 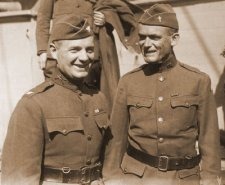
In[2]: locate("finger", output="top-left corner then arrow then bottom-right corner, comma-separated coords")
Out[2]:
94,17 -> 105,21
94,11 -> 103,15
94,13 -> 104,17
94,12 -> 105,18
94,21 -> 104,26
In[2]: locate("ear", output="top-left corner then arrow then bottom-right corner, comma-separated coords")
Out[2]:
171,33 -> 180,47
49,43 -> 58,60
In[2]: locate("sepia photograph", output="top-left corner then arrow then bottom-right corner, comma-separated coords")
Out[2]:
0,0 -> 225,184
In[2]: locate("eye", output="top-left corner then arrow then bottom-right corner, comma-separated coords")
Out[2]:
86,47 -> 94,54
70,49 -> 78,53
139,34 -> 147,41
150,35 -> 161,41
69,46 -> 81,53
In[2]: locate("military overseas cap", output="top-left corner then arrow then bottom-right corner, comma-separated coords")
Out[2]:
138,4 -> 179,30
50,15 -> 93,42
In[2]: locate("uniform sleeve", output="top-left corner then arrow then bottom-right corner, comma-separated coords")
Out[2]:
1,97 -> 44,185
197,75 -> 221,185
103,78 -> 129,180
36,0 -> 54,55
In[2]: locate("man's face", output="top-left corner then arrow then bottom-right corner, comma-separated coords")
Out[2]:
51,36 -> 95,79
138,24 -> 176,64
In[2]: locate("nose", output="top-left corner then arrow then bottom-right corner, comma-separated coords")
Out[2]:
78,49 -> 89,62
143,36 -> 152,47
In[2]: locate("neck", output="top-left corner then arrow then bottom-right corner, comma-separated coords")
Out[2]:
60,70 -> 84,87
147,51 -> 177,72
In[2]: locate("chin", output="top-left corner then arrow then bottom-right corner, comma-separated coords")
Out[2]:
145,58 -> 157,63
74,72 -> 89,79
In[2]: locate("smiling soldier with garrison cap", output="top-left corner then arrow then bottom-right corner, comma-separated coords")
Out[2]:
2,15 -> 109,185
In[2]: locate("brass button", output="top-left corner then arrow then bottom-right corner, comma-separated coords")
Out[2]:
159,138 -> 164,143
136,103 -> 141,108
158,117 -> 164,123
62,129 -> 67,134
86,160 -> 91,165
158,76 -> 165,82
185,102 -> 190,107
158,96 -> 164,102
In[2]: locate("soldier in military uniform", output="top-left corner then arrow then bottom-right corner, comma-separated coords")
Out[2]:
2,15 -> 109,185
103,4 -> 221,185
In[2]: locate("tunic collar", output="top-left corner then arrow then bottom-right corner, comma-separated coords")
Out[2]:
51,68 -> 82,93
159,52 -> 177,72
146,52 -> 177,73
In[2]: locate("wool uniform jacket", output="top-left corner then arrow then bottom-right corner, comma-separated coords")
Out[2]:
1,69 -> 110,185
103,53 -> 221,185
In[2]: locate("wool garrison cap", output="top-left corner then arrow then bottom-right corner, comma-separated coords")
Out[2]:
50,15 -> 93,42
138,4 -> 179,30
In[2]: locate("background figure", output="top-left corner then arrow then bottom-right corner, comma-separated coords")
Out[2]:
2,15 -> 109,185
103,4 -> 221,185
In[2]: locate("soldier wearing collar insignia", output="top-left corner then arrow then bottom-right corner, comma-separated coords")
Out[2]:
103,4 -> 221,185
2,15 -> 109,185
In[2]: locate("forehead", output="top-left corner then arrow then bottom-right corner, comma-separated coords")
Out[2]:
58,36 -> 94,48
138,24 -> 169,35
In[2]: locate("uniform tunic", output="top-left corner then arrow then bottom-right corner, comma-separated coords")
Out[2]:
1,69 -> 109,185
104,54 -> 221,185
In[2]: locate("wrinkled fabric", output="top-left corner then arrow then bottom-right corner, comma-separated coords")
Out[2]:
93,0 -> 143,111
1,69 -> 109,185
103,54 -> 221,185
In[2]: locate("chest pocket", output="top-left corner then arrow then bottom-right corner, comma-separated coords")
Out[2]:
171,95 -> 199,108
127,96 -> 153,108
46,117 -> 84,140
93,110 -> 109,131
127,96 -> 153,122
170,95 -> 199,124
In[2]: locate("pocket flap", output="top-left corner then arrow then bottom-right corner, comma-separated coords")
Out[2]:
127,96 -> 153,108
178,166 -> 200,179
121,153 -> 146,177
46,117 -> 83,135
94,111 -> 109,129
171,96 -> 199,108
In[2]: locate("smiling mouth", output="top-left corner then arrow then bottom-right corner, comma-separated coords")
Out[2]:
145,50 -> 157,55
73,63 -> 90,68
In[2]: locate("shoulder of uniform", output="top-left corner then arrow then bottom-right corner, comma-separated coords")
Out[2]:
179,62 -> 208,76
123,64 -> 147,77
24,80 -> 54,97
